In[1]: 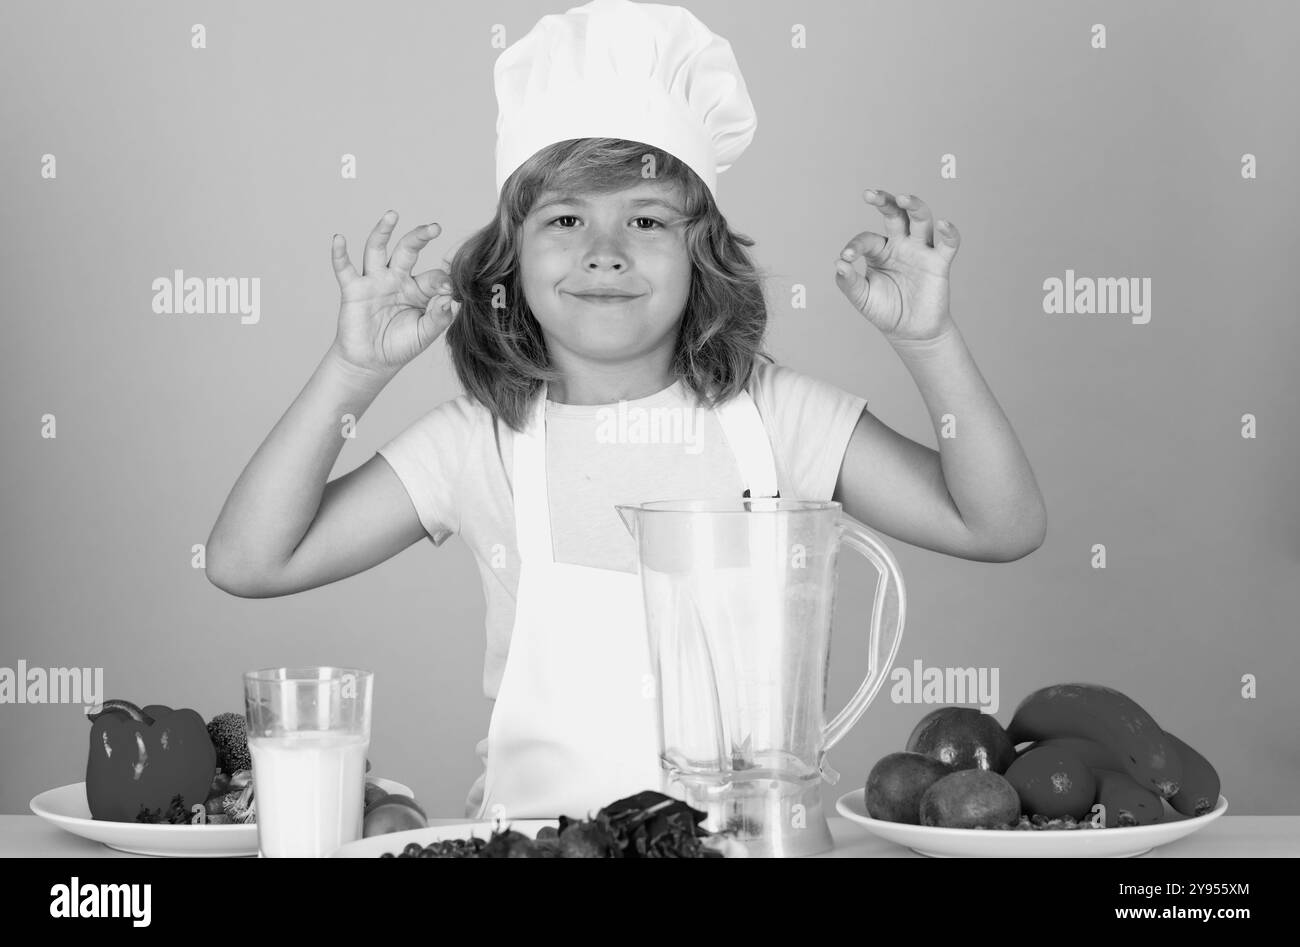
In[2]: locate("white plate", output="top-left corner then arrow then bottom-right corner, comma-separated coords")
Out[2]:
331,819 -> 560,857
835,789 -> 1228,858
330,819 -> 751,858
30,778 -> 412,858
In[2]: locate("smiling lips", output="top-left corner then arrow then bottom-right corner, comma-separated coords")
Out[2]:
568,291 -> 642,304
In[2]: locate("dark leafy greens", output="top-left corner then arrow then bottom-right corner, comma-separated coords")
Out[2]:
382,790 -> 731,858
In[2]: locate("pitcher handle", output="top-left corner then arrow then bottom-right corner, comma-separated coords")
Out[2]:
818,512 -> 907,782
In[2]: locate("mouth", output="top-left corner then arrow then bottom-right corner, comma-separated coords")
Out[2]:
567,292 -> 643,304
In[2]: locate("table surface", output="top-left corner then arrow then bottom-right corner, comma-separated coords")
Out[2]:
3,814 -> 1298,858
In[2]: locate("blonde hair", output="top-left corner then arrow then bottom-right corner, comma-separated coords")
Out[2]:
443,137 -> 774,432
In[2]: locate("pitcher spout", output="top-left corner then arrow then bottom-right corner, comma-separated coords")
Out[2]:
615,504 -> 639,538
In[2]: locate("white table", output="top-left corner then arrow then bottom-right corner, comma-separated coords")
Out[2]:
2,814 -> 1297,857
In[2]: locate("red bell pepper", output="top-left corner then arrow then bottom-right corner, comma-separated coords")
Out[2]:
86,699 -> 216,823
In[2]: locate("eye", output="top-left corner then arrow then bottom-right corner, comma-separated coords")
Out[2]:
545,215 -> 665,231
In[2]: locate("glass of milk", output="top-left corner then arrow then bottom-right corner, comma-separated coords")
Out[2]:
243,667 -> 373,857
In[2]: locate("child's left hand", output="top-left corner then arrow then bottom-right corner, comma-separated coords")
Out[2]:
834,189 -> 960,344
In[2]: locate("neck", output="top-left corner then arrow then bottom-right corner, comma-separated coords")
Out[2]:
545,347 -> 677,405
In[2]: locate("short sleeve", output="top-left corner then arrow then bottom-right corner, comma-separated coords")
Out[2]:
749,359 -> 868,501
375,396 -> 476,547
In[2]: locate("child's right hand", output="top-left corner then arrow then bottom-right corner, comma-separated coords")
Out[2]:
329,210 -> 460,378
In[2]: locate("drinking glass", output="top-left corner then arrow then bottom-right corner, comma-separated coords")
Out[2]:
243,667 -> 374,857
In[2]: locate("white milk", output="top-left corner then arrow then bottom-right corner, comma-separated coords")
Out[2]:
248,730 -> 368,857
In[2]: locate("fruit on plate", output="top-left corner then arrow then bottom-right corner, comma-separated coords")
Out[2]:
1004,745 -> 1097,819
1017,735 -> 1123,770
363,780 -> 389,810
489,828 -> 567,857
1091,768 -> 1164,827
363,793 -> 428,837
918,769 -> 1021,829
865,751 -> 954,824
86,699 -> 216,823
1163,731 -> 1220,817
905,706 -> 1017,774
1007,683 -> 1182,798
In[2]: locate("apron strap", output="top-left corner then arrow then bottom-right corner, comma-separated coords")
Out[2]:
512,382 -> 555,563
713,387 -> 780,499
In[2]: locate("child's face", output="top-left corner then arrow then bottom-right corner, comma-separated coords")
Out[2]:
518,181 -> 691,365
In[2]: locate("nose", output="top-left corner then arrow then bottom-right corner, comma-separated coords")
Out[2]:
581,229 -> 629,272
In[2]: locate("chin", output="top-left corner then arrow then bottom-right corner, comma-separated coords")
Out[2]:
538,308 -> 681,360
567,334 -> 649,361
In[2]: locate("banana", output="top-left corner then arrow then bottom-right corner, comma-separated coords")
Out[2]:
1163,731 -> 1220,817
1007,684 -> 1182,798
1091,768 -> 1164,827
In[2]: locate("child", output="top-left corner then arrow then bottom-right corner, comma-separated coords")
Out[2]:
205,0 -> 1046,821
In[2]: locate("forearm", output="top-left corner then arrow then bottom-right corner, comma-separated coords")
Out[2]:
206,346 -> 394,580
891,323 -> 1047,548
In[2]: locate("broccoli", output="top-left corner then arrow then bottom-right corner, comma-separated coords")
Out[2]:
206,712 -> 251,775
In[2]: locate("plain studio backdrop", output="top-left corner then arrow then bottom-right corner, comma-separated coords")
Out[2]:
1,0 -> 1297,818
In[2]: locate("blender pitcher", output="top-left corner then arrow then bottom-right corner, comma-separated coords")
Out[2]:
617,498 -> 905,857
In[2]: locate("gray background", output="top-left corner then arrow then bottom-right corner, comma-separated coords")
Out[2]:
2,0 -> 1297,820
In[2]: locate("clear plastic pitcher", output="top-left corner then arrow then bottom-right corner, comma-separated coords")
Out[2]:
617,498 -> 905,857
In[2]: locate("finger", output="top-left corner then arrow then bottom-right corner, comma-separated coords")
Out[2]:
424,286 -> 458,315
422,292 -> 460,327
330,234 -> 360,288
412,267 -> 450,299
363,210 -> 400,277
838,230 -> 890,267
834,253 -> 874,312
389,222 -> 442,276
895,193 -> 934,246
934,218 -> 961,264
399,298 -> 454,358
863,189 -> 909,241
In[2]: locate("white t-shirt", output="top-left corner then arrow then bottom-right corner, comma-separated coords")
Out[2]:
376,357 -> 868,703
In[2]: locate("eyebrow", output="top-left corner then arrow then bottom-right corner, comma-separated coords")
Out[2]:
532,194 -> 683,215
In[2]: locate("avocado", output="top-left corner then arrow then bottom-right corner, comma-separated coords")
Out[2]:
906,707 -> 1017,774
865,751 -> 955,824
918,769 -> 1021,829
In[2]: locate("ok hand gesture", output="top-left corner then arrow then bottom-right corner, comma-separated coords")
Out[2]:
835,190 -> 960,345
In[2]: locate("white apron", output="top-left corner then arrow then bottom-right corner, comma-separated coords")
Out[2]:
469,380 -> 780,821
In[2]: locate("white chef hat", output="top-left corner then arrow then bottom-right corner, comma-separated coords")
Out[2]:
494,0 -> 757,202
